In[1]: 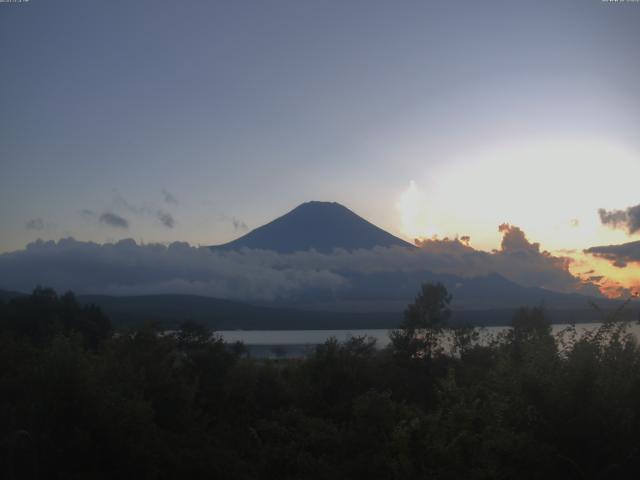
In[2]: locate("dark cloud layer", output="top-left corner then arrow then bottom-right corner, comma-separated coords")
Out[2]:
99,212 -> 129,229
586,240 -> 640,268
599,204 -> 640,234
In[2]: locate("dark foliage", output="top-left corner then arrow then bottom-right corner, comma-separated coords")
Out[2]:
390,282 -> 452,361
0,286 -> 111,349
2,285 -> 640,479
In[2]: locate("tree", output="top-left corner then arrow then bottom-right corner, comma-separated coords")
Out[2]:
0,287 -> 111,349
176,320 -> 213,348
390,282 -> 452,360
507,306 -> 555,361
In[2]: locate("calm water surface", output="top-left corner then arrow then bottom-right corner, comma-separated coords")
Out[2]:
218,322 -> 640,358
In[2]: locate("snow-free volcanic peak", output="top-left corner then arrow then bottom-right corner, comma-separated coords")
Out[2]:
211,201 -> 413,253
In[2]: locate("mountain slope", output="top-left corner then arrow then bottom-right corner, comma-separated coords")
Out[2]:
211,201 -> 413,253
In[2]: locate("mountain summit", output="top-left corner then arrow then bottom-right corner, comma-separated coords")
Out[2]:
211,201 -> 413,253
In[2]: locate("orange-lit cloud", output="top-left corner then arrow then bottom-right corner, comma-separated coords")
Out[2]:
566,253 -> 639,299
413,224 -> 597,296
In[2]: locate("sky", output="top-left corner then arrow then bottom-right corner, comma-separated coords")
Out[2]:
1,0 -> 640,296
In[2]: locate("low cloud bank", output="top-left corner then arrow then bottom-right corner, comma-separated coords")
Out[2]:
0,238 -> 345,301
233,223 -> 591,295
0,224 -> 598,302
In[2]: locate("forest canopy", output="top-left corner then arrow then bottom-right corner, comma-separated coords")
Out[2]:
1,285 -> 640,479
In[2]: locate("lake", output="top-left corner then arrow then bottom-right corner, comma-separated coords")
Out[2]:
217,322 -> 640,358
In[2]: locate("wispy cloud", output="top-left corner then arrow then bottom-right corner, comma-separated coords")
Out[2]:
99,212 -> 129,229
24,218 -> 45,231
218,213 -> 249,232
232,217 -> 248,232
112,190 -> 145,215
157,210 -> 175,229
82,192 -> 179,231
162,189 -> 178,205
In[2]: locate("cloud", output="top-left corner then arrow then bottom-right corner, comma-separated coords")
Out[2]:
585,240 -> 640,268
0,238 -> 346,301
112,191 -> 145,215
99,212 -> 129,229
595,278 -> 640,299
157,211 -> 175,229
85,193 -> 177,230
162,189 -> 178,205
218,214 -> 249,232
0,224 -> 601,304
377,224 -> 589,295
208,224 -> 595,296
25,218 -> 44,231
498,223 -> 540,252
598,204 -> 640,234
232,217 -> 248,232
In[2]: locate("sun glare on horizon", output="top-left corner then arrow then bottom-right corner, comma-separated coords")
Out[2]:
396,180 -> 441,241
396,139 -> 640,297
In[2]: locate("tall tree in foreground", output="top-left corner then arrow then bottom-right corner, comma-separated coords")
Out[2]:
390,282 -> 451,360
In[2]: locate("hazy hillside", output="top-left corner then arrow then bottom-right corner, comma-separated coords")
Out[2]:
77,294 -> 629,329
2,277 -> 629,331
76,294 -> 402,330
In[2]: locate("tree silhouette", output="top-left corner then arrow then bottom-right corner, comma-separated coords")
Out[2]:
390,282 -> 451,360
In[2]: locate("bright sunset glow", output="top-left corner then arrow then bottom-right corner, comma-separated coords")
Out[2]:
4,4 -> 640,476
396,139 -> 640,297
2,2 -> 640,303
430,139 -> 638,249
396,181 -> 440,240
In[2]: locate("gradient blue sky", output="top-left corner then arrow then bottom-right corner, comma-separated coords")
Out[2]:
1,0 -> 639,254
